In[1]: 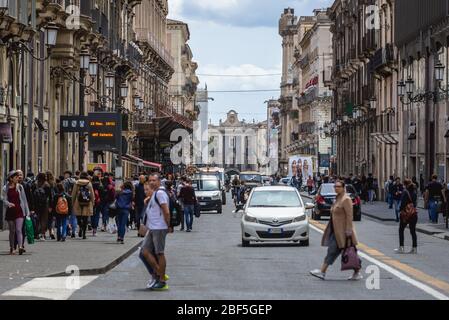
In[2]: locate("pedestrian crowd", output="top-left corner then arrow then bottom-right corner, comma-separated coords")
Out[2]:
2,169 -> 200,291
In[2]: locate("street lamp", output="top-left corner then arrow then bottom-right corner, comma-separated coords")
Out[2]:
405,77 -> 414,95
134,95 -> 140,108
44,22 -> 59,47
0,0 -> 8,10
105,72 -> 115,90
120,82 -> 129,99
435,61 -> 445,82
89,56 -> 98,77
397,80 -> 406,97
80,49 -> 90,70
370,97 -> 377,111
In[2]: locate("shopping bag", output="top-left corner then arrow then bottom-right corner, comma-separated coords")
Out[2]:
25,216 -> 35,245
341,238 -> 361,271
107,222 -> 117,234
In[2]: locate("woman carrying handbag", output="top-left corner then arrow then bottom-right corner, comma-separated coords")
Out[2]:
395,178 -> 418,254
310,180 -> 362,280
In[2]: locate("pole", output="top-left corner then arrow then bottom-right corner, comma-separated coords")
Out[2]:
27,39 -> 34,174
20,46 -> 26,172
79,69 -> 85,171
38,31 -> 44,174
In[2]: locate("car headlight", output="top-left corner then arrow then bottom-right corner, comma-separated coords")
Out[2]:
293,215 -> 306,222
211,192 -> 221,200
244,215 -> 258,223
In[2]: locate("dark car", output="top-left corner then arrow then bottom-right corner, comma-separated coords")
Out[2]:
311,183 -> 361,221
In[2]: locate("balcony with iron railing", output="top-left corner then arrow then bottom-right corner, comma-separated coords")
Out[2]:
369,43 -> 395,76
299,122 -> 316,134
135,28 -> 174,68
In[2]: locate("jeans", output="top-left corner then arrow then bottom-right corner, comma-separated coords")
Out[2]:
387,193 -> 393,208
393,199 -> 401,221
399,215 -> 418,248
92,206 -> 101,230
8,218 -> 24,249
56,215 -> 68,240
69,212 -> 77,235
428,199 -> 438,223
184,205 -> 194,230
101,203 -> 110,227
117,209 -> 129,239
368,189 -> 375,203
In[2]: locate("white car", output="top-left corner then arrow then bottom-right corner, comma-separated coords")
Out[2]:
240,186 -> 313,247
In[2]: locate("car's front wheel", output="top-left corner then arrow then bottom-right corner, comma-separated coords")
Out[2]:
242,238 -> 250,247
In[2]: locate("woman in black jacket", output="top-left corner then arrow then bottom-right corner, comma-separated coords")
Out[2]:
395,178 -> 418,254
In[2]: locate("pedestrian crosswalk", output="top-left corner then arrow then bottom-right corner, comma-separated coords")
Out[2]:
1,276 -> 98,300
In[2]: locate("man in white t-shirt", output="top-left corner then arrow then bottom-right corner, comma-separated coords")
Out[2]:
141,173 -> 172,291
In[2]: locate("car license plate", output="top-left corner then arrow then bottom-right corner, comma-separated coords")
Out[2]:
268,228 -> 283,234
200,202 -> 206,206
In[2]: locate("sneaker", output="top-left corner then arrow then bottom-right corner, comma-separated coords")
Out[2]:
394,246 -> 405,254
150,281 -> 169,291
408,248 -> 418,254
71,233 -> 75,239
310,269 -> 326,280
146,278 -> 157,289
348,272 -> 363,281
186,229 -> 191,233
120,240 -> 124,244
50,234 -> 56,240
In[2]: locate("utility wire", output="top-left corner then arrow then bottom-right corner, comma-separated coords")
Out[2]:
197,73 -> 281,77
207,89 -> 281,93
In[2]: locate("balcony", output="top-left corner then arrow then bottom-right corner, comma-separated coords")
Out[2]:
299,122 -> 316,134
370,44 -> 395,77
297,87 -> 318,107
135,28 -> 174,69
361,29 -> 377,57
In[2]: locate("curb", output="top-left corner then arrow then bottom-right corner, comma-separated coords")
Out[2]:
46,240 -> 142,277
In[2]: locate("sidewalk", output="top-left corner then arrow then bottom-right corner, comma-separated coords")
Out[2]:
0,228 -> 142,279
301,193 -> 449,242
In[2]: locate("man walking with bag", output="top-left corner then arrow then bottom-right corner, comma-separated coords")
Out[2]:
141,173 -> 172,291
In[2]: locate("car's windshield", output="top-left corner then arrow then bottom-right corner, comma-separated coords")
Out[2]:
240,174 -> 262,183
320,184 -> 336,195
192,180 -> 220,191
249,190 -> 302,208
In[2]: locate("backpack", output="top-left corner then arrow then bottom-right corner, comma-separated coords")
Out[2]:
33,185 -> 48,208
56,195 -> 69,215
78,185 -> 91,206
154,189 -> 182,228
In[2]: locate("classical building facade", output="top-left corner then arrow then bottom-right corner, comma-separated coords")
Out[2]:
208,110 -> 267,173
395,0 -> 449,183
327,0 -> 379,179
0,0 -> 194,185
167,19 -> 199,118
278,8 -> 333,176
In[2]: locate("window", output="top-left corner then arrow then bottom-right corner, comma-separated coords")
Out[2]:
249,191 -> 302,208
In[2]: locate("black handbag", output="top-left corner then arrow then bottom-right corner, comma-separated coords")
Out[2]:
194,203 -> 201,218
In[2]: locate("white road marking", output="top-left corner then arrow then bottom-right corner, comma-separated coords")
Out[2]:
2,276 -> 99,300
309,224 -> 449,300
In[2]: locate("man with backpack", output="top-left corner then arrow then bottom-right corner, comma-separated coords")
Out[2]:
141,173 -> 173,291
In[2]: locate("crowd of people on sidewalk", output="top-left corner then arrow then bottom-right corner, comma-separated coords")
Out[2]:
2,168 -> 200,291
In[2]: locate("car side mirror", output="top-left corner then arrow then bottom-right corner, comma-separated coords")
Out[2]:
305,203 -> 314,210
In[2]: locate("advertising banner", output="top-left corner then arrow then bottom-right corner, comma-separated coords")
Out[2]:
288,155 -> 314,184
87,163 -> 108,174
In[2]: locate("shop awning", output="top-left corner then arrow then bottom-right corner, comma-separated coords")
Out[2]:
122,154 -> 162,171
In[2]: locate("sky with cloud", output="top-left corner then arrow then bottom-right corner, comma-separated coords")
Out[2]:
168,0 -> 334,124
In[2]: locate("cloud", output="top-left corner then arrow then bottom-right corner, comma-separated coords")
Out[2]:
169,0 -> 334,28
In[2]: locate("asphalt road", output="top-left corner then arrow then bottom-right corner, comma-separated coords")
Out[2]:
3,192 -> 449,300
